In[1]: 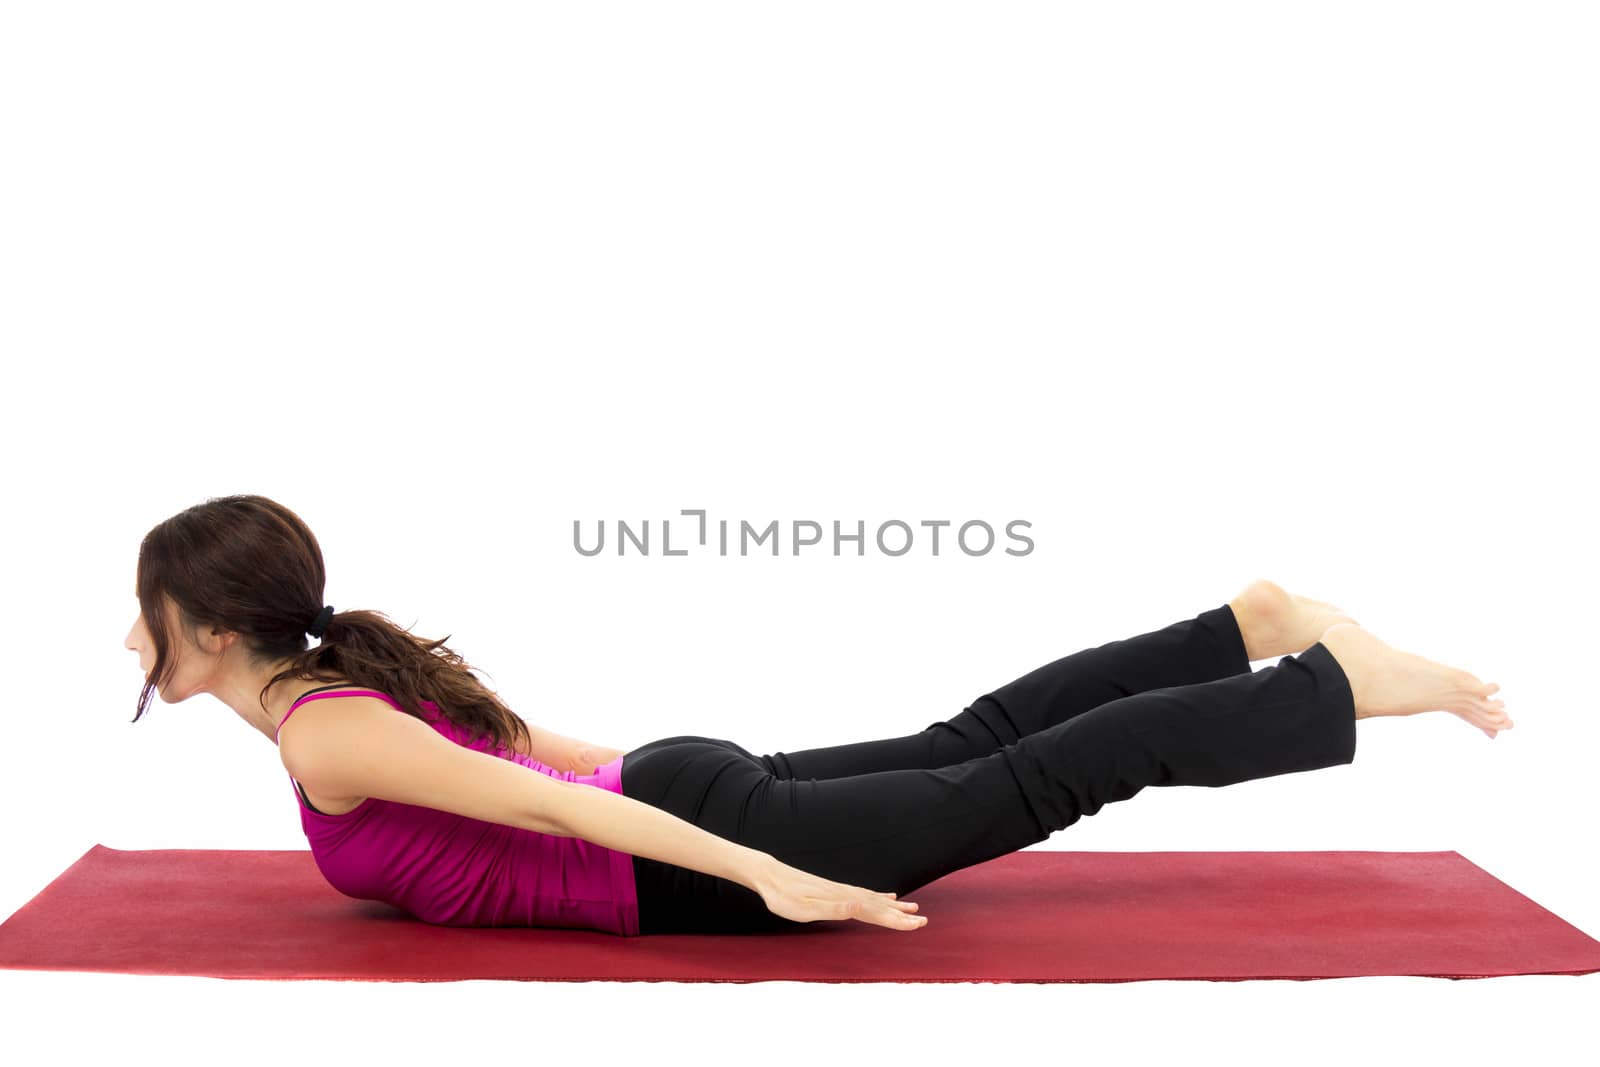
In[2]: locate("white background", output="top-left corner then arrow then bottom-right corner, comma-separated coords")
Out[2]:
1,1 -> 1594,1064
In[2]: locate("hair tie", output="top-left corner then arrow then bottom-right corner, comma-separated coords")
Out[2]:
307,604 -> 335,639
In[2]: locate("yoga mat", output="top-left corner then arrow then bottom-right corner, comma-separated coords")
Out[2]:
2,844 -> 1597,983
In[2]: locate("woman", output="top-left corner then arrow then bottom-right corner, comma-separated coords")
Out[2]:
125,494 -> 1512,937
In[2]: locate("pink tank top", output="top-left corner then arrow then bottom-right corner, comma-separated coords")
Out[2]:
275,685 -> 639,936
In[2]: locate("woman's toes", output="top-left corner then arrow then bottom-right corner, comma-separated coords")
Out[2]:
1477,700 -> 1514,730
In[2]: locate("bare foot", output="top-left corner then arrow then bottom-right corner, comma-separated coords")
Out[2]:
1318,622 -> 1514,739
1229,578 -> 1358,660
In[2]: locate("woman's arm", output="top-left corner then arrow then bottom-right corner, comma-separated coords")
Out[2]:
545,777 -> 767,882
285,700 -> 736,877
545,777 -> 927,930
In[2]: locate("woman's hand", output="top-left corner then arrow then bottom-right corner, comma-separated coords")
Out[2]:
571,744 -> 627,774
747,853 -> 928,931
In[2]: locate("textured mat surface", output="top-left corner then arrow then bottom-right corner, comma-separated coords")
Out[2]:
2,844 -> 1597,983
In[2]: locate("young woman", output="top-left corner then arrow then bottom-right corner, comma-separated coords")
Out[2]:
125,494 -> 1512,937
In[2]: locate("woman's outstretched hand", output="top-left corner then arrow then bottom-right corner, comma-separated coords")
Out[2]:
747,854 -> 928,931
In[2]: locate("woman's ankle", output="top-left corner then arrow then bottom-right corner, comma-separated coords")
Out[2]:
1316,623 -> 1371,718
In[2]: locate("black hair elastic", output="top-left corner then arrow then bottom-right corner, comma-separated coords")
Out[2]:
307,604 -> 335,639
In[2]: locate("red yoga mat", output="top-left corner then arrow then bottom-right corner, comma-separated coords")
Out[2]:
2,844 -> 1597,983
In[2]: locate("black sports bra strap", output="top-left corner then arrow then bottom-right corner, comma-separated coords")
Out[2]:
296,682 -> 366,700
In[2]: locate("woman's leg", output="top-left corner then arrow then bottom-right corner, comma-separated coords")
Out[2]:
621,638 -> 1356,934
761,602 -> 1253,782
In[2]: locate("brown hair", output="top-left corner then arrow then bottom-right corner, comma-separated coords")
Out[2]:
132,493 -> 532,754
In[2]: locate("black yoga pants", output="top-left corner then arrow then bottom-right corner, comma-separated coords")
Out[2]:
618,602 -> 1357,935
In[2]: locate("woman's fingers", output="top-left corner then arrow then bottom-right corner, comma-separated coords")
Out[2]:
826,890 -> 927,929
765,861 -> 929,930
865,888 -> 924,927
866,893 -> 926,929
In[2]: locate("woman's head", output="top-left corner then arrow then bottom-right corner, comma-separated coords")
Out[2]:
125,494 -> 532,754
127,494 -> 331,709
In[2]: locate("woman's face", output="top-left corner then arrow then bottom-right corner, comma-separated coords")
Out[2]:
124,591 -> 212,701
125,591 -> 153,676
